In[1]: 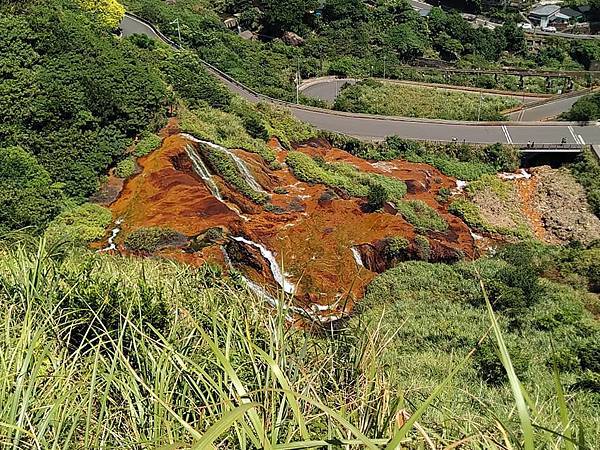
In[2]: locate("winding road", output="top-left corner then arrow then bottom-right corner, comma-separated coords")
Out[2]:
299,76 -> 594,122
120,14 -> 600,145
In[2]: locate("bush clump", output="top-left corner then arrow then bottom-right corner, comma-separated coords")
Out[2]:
199,144 -> 269,204
115,157 -> 137,178
413,235 -> 431,261
125,227 -> 187,253
396,200 -> 448,232
134,133 -> 162,157
286,151 -> 407,203
45,203 -> 112,245
384,236 -> 410,259
321,132 -> 519,182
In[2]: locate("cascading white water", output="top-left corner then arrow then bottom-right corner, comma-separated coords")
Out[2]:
180,133 -> 267,194
222,245 -> 341,323
231,236 -> 295,294
185,145 -> 223,201
99,219 -> 123,252
351,246 -> 364,268
455,180 -> 468,191
499,169 -> 531,181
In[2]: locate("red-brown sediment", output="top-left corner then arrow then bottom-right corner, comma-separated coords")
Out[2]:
108,124 -> 475,314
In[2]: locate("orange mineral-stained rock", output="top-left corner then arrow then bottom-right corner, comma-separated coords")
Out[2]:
106,126 -> 476,318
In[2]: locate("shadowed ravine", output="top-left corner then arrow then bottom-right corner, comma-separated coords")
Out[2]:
107,125 -> 476,323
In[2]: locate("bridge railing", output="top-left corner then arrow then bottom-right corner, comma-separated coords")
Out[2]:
518,143 -> 585,151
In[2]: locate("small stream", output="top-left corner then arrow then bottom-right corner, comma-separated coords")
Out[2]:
231,236 -> 295,294
185,145 -> 223,201
181,133 -> 266,194
222,239 -> 342,324
351,246 -> 364,268
99,219 -> 123,252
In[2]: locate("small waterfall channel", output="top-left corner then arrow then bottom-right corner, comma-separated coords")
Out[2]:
351,246 -> 364,268
180,133 -> 267,194
99,219 -> 123,252
231,236 -> 295,294
185,144 -> 223,201
222,238 -> 342,323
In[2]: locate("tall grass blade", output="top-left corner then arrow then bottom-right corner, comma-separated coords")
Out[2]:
192,402 -> 260,449
479,280 -> 534,450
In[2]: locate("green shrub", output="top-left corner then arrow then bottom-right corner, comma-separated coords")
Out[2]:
562,93 -> 600,122
384,236 -> 410,259
115,157 -> 137,178
0,146 -> 64,233
570,149 -> 600,217
199,144 -> 269,204
578,337 -> 600,373
396,200 -> 448,232
179,104 -> 277,165
45,203 -> 112,245
124,226 -> 187,253
474,341 -> 529,385
285,151 -> 369,196
413,235 -> 431,261
367,183 -> 388,210
134,133 -> 162,157
286,151 -> 407,205
437,187 -> 451,203
449,199 -> 491,231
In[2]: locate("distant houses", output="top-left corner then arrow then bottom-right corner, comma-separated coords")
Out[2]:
528,3 -> 589,30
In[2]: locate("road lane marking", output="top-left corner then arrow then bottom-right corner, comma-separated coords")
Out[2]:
568,125 -> 579,143
502,126 -> 513,144
579,135 -> 585,144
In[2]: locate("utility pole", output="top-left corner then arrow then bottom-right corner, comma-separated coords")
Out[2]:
383,54 -> 387,80
296,55 -> 300,105
170,18 -> 181,45
477,88 -> 483,121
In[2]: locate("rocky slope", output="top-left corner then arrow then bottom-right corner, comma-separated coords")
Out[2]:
107,123 -> 475,321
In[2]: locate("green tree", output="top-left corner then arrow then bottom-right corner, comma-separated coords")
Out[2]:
0,147 -> 64,233
261,0 -> 318,34
563,95 -> 600,122
74,0 -> 125,29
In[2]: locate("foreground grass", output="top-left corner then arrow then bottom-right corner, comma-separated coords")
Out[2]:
0,239 -> 597,448
334,80 -> 521,121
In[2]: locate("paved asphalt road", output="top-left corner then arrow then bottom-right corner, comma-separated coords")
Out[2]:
120,14 -> 600,144
300,77 -> 590,122
507,93 -> 590,121
301,77 -> 545,104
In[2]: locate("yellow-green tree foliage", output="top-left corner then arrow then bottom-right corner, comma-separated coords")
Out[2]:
75,0 -> 125,29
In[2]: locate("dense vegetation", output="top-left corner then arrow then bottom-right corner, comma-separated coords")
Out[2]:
285,151 -> 408,202
123,0 -> 600,104
0,0 -> 168,229
562,92 -> 600,122
0,0 -> 311,232
570,149 -> 600,217
1,1 -> 599,448
1,233 -> 598,447
358,242 -> 600,447
322,133 -> 520,181
333,79 -> 520,120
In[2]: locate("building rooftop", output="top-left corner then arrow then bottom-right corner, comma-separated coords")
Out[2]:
560,7 -> 583,17
530,4 -> 560,17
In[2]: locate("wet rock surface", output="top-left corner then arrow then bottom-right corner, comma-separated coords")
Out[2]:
108,125 -> 476,318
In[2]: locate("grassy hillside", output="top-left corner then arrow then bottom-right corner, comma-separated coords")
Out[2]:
0,237 -> 597,448
333,80 -> 520,121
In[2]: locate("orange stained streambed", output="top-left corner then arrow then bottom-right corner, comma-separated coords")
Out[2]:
109,124 -> 475,315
